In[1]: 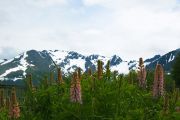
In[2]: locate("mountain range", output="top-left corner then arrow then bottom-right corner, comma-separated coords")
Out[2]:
0,48 -> 180,81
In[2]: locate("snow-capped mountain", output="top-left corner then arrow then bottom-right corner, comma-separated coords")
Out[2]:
0,49 -> 179,81
127,49 -> 180,72
0,50 -> 131,81
0,59 -> 7,64
146,48 -> 180,71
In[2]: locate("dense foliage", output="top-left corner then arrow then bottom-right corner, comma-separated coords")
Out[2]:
0,61 -> 180,120
172,53 -> 180,88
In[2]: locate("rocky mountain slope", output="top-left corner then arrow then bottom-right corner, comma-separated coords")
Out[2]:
0,49 -> 179,81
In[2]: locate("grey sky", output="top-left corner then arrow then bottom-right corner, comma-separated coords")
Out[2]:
0,0 -> 180,60
0,47 -> 20,59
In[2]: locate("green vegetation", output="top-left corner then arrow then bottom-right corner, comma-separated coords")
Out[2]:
0,60 -> 180,120
172,53 -> 180,88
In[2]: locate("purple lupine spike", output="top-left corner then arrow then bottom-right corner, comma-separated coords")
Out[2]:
9,87 -> 20,119
137,58 -> 147,89
153,64 -> 164,98
58,68 -> 64,84
70,72 -> 82,104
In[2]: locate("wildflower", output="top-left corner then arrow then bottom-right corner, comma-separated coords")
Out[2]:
97,60 -> 103,80
106,60 -> 111,80
70,72 -> 82,104
137,58 -> 147,88
9,104 -> 20,119
57,68 -> 64,84
9,87 -> 20,119
153,64 -> 164,98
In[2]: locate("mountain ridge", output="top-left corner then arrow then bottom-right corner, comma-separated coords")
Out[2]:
0,48 -> 179,81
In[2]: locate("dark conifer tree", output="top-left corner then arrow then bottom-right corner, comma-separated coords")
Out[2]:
172,53 -> 180,88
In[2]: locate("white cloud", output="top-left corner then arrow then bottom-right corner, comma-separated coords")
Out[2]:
0,47 -> 20,59
81,0 -> 180,59
83,29 -> 103,35
26,0 -> 67,7
83,0 -> 177,9
0,0 -> 180,60
83,0 -> 110,6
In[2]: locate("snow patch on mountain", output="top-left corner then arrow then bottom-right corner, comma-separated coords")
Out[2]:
128,60 -> 138,70
0,67 -> 22,79
19,52 -> 34,76
48,50 -> 69,64
1,58 -> 14,65
0,59 -> 4,63
168,54 -> 175,62
144,62 -> 151,66
64,58 -> 86,73
0,52 -> 34,78
111,61 -> 129,74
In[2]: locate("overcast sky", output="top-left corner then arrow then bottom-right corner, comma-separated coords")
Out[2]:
0,0 -> 180,60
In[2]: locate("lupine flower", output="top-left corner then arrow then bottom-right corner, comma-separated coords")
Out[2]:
153,64 -> 164,98
97,60 -> 103,80
9,87 -> 20,119
70,72 -> 82,104
106,60 -> 111,80
9,104 -> 20,119
137,58 -> 147,88
58,68 -> 64,84
26,74 -> 36,92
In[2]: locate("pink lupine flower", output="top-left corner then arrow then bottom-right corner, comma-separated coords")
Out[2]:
9,104 -> 20,119
70,72 -> 82,104
58,68 -> 64,84
9,88 -> 20,119
137,58 -> 147,89
153,64 -> 164,98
